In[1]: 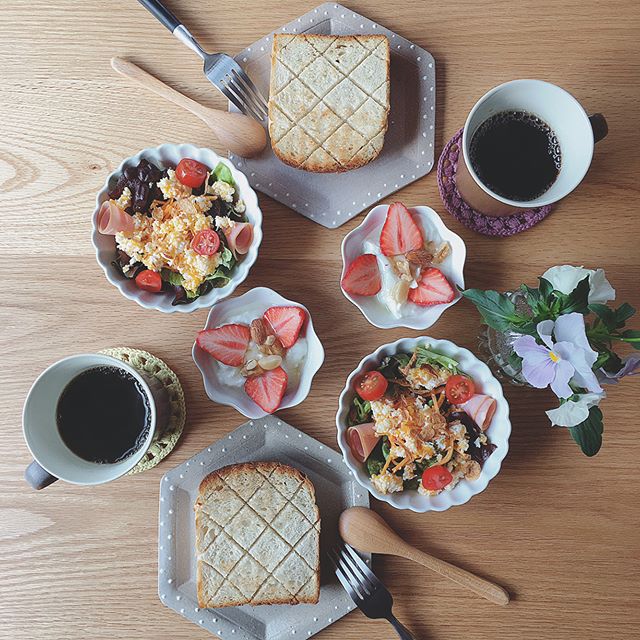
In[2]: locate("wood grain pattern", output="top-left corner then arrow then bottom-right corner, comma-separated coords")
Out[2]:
1,1 -> 639,639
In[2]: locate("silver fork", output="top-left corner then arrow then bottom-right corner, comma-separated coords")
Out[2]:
136,0 -> 268,121
331,544 -> 415,640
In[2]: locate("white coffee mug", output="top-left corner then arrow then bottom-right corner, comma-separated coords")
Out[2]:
455,79 -> 608,216
23,354 -> 169,489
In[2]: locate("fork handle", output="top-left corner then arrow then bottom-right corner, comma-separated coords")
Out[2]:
136,0 -> 180,31
387,615 -> 415,640
136,0 -> 205,59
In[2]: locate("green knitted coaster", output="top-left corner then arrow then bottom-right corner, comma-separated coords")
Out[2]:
99,348 -> 185,474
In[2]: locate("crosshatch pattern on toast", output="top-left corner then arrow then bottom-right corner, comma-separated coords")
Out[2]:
269,34 -> 390,173
195,461 -> 321,608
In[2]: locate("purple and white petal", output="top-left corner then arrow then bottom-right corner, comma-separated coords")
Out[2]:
555,341 -> 603,394
545,392 -> 604,428
554,313 -> 598,367
598,354 -> 640,385
536,320 -> 555,349
550,358 -> 575,399
587,269 -> 616,304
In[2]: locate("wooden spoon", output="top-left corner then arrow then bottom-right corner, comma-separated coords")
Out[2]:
339,507 -> 510,606
110,57 -> 267,158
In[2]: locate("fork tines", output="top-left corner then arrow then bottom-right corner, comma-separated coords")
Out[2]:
331,543 -> 378,603
212,58 -> 268,121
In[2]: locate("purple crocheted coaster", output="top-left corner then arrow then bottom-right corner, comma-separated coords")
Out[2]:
437,128 -> 554,237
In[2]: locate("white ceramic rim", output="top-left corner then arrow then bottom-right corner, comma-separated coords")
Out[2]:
461,79 -> 594,208
340,204 -> 466,329
22,353 -> 157,485
336,337 -> 511,512
192,287 -> 325,419
91,143 -> 263,313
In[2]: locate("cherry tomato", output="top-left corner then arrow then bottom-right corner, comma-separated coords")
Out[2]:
354,371 -> 388,401
135,269 -> 162,293
191,229 -> 221,256
422,465 -> 453,491
175,158 -> 209,188
445,374 -> 475,404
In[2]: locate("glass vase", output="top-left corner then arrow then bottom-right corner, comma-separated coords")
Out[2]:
477,291 -> 530,387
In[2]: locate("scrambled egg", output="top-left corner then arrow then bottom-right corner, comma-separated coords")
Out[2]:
209,180 -> 235,202
370,395 -> 446,460
405,364 -> 452,391
115,186 -> 132,210
157,169 -> 192,200
371,471 -> 403,494
115,196 -> 220,293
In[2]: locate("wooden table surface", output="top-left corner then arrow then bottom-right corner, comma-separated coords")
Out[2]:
1,1 -> 639,638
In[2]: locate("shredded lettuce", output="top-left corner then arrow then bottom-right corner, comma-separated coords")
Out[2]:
347,396 -> 372,427
414,344 -> 459,372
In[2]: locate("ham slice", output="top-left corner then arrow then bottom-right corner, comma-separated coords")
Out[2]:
347,423 -> 379,462
97,200 -> 134,235
224,222 -> 253,255
460,394 -> 496,431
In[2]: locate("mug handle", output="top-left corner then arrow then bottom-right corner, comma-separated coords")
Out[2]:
589,113 -> 608,143
25,460 -> 58,490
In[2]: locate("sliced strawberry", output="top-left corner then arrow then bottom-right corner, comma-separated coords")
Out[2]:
341,254 -> 381,297
196,324 -> 251,366
245,367 -> 288,413
408,268 -> 455,306
379,202 -> 423,257
263,306 -> 306,348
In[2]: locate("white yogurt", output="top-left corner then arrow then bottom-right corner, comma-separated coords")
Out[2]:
362,217 -> 449,319
209,306 -> 308,391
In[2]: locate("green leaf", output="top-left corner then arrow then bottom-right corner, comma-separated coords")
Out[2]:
365,439 -> 385,476
568,406 -> 603,457
381,440 -> 391,460
588,303 -> 615,329
614,303 -> 636,327
620,329 -> 640,349
403,477 -> 420,490
555,275 -> 590,315
218,246 -> 235,270
461,288 -> 528,332
213,161 -> 234,185
160,268 -> 184,286
538,276 -> 554,300
204,269 -> 232,288
347,397 -> 372,426
377,353 -> 411,379
414,344 -> 459,372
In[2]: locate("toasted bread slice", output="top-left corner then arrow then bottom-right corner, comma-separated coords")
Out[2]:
269,34 -> 390,173
195,462 -> 320,608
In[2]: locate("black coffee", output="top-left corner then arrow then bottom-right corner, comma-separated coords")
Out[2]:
469,110 -> 561,201
57,366 -> 150,464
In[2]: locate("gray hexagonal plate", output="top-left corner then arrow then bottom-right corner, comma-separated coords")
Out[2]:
158,415 -> 370,640
228,2 -> 436,228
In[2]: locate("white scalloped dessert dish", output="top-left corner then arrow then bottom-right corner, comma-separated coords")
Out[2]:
340,203 -> 466,329
92,143 -> 263,313
193,288 -> 325,418
336,337 -> 510,513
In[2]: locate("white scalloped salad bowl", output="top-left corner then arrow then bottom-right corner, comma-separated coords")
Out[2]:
192,287 -> 325,419
336,337 -> 511,512
91,143 -> 263,313
340,204 -> 466,330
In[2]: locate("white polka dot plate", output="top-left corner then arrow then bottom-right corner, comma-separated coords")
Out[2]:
227,2 -> 436,229
158,416 -> 370,639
